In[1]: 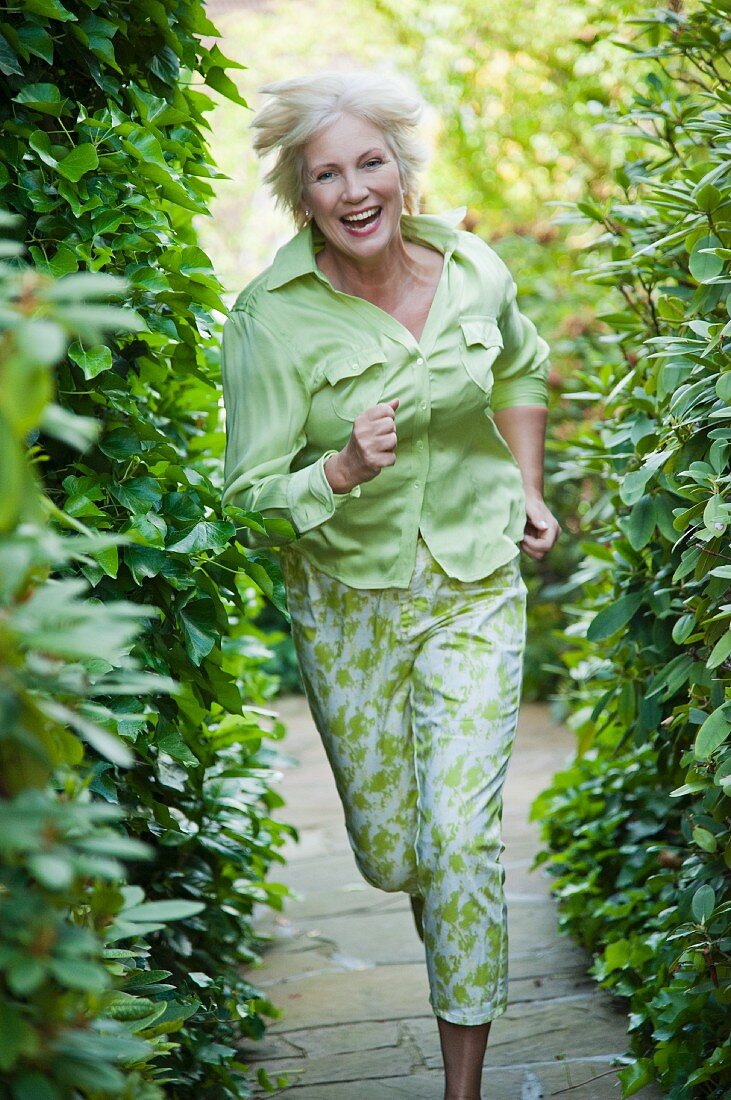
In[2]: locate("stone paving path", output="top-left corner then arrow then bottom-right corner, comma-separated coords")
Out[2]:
240,695 -> 662,1099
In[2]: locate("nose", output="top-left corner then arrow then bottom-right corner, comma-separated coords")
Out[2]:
341,168 -> 369,203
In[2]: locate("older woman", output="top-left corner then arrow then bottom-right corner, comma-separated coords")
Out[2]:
221,70 -> 560,1100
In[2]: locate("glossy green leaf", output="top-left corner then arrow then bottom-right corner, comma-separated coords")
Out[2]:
689,234 -> 723,282
13,82 -> 66,116
122,900 -> 204,922
587,591 -> 644,641
67,341 -> 112,379
694,706 -> 731,759
707,629 -> 731,669
626,494 -> 656,550
56,143 -> 99,182
691,884 -> 716,923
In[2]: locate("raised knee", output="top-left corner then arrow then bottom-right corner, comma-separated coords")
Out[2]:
354,851 -> 418,894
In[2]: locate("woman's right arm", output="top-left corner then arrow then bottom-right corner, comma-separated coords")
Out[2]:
221,307 -> 361,547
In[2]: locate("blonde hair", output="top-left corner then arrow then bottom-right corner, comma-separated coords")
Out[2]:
251,70 -> 428,229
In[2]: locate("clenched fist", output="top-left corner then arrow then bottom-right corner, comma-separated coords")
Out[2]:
325,399 -> 399,493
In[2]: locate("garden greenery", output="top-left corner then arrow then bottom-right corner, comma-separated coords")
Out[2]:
531,3 -> 731,1096
0,1 -> 295,1096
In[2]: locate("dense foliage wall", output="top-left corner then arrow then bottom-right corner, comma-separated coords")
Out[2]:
531,4 -> 731,1096
0,2 -> 293,1096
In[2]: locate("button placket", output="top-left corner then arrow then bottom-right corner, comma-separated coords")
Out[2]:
409,351 -> 430,513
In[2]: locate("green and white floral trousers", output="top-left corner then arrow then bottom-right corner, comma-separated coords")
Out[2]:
280,533 -> 527,1025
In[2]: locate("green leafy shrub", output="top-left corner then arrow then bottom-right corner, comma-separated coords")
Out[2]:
0,216 -> 207,1097
0,0 -> 296,1094
532,3 -> 731,1095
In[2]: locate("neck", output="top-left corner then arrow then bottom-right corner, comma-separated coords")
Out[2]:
317,230 -> 421,308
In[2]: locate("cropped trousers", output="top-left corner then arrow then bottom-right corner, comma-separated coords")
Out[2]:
280,533 -> 527,1025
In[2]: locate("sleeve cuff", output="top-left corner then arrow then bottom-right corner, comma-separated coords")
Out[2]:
491,375 -> 549,412
287,450 -> 362,534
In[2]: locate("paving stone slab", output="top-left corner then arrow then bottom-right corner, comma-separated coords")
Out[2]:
246,942 -> 350,988
507,972 -> 596,1004
280,1019 -> 400,1058
237,1032 -> 305,1064
276,909 -> 423,967
273,882 -> 405,921
276,850 -> 367,887
263,1073 -> 444,1098
266,963 -> 432,1032
480,1059 -> 662,1100
508,943 -> 588,982
250,1044 -> 414,1089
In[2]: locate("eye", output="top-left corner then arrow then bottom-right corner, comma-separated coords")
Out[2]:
364,158 -> 384,169
316,170 -> 336,182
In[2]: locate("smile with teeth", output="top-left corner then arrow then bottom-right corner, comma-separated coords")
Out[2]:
341,206 -> 381,226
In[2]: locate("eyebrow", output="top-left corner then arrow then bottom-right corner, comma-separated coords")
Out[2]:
310,147 -> 386,172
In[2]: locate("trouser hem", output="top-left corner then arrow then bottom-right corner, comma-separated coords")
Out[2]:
432,1000 -> 508,1026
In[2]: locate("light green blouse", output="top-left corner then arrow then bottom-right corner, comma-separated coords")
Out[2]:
221,207 -> 550,589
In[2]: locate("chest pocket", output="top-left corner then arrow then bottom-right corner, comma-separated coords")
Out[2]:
459,317 -> 503,399
322,346 -> 387,422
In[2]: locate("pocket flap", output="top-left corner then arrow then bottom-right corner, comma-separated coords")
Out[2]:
460,317 -> 503,350
323,346 -> 385,386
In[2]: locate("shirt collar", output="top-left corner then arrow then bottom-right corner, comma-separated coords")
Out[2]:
264,206 -> 467,292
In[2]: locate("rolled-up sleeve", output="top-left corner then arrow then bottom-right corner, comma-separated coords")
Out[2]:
490,279 -> 551,412
221,308 -> 361,546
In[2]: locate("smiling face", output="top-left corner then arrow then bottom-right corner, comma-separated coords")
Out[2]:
301,113 -> 405,265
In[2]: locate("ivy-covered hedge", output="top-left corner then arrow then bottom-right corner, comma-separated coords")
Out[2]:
532,4 -> 731,1096
0,2 -> 294,1097
0,217 -> 205,1098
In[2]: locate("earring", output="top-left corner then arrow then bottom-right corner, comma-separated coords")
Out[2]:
305,208 -> 311,217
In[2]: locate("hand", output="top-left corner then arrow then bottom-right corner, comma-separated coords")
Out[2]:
520,492 -> 561,560
325,399 -> 399,493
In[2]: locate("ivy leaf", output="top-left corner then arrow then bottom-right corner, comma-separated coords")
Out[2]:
166,520 -> 234,553
125,545 -> 165,583
179,597 -> 217,665
0,32 -> 22,78
13,82 -> 68,117
205,66 -> 248,107
120,128 -> 169,170
157,731 -> 199,767
617,1059 -> 655,1097
110,478 -> 163,515
56,144 -> 99,182
23,0 -> 76,17
67,341 -> 112,379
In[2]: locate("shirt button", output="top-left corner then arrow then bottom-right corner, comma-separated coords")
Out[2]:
413,481 -> 420,490
420,401 -> 427,410
416,357 -> 424,365
416,440 -> 424,450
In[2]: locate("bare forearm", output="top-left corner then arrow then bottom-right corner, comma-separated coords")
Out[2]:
492,405 -> 547,498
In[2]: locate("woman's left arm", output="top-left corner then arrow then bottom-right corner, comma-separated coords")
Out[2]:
490,274 -> 561,561
492,404 -> 560,561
